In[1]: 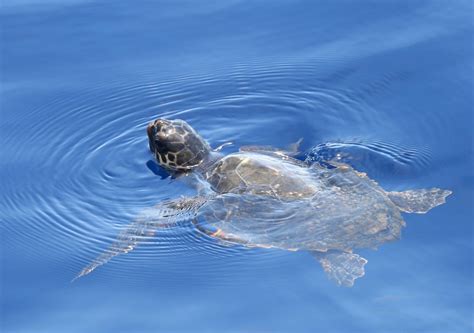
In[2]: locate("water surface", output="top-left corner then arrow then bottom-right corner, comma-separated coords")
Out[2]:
1,1 -> 473,332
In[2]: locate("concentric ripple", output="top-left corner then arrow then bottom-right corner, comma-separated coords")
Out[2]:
1,61 -> 440,284
306,140 -> 432,182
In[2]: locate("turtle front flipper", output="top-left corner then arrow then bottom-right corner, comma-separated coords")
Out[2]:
312,251 -> 368,287
73,196 -> 209,280
387,188 -> 452,213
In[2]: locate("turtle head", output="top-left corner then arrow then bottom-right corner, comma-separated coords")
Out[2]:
147,119 -> 211,171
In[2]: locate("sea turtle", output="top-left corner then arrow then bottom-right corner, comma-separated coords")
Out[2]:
76,119 -> 452,286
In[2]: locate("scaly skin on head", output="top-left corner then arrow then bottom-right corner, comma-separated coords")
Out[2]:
147,119 -> 212,172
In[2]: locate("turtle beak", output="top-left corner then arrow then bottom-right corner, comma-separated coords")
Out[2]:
147,121 -> 156,153
147,119 -> 169,153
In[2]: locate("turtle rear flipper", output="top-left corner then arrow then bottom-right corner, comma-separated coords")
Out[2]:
73,196 -> 209,281
387,188 -> 452,214
312,251 -> 368,287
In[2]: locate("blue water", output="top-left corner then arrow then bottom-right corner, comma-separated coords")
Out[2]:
1,1 -> 473,332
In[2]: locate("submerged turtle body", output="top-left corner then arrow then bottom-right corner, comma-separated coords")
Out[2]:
198,154 -> 405,253
77,119 -> 452,286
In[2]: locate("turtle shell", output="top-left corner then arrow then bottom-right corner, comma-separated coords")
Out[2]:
205,152 -> 318,198
199,154 -> 405,252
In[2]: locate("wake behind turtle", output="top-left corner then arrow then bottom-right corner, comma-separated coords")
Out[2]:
76,119 -> 452,286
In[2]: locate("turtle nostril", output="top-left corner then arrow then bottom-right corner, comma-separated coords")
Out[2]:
154,119 -> 167,133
